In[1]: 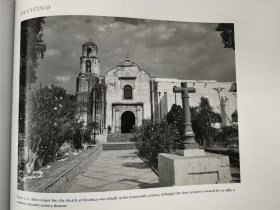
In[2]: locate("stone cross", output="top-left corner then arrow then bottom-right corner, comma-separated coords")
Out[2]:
173,82 -> 199,149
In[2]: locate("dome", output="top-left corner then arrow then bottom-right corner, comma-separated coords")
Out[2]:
82,39 -> 98,48
117,57 -> 139,68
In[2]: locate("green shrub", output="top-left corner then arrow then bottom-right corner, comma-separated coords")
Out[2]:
132,120 -> 180,168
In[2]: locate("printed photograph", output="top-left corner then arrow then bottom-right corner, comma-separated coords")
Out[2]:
18,15 -> 239,193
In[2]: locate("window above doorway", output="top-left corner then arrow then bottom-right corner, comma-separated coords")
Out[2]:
124,85 -> 133,99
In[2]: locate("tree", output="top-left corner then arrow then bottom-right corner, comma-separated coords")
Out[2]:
166,104 -> 183,127
25,85 -> 76,172
193,97 -> 221,146
216,23 -> 235,50
19,17 -> 46,133
166,101 -> 221,147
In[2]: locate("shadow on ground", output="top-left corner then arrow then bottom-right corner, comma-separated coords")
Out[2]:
122,162 -> 148,169
120,178 -> 159,188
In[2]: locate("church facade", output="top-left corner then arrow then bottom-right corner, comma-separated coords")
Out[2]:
75,41 -> 238,134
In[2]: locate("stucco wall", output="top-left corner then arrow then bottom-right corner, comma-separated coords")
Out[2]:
105,63 -> 151,131
154,78 -> 238,123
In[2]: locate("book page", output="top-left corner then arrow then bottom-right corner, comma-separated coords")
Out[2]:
0,1 -> 15,210
10,0 -> 280,210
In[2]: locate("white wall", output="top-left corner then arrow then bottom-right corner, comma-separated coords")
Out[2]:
104,62 -> 151,129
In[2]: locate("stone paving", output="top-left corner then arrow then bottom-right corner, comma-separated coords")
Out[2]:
60,150 -> 159,192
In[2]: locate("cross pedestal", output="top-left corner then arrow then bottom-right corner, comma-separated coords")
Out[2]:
158,82 -> 232,187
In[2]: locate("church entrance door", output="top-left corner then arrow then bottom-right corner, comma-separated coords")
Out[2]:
121,111 -> 135,133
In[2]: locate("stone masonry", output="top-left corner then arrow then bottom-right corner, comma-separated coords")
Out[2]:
158,153 -> 232,186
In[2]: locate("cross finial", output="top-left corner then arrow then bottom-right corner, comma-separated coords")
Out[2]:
126,53 -> 130,61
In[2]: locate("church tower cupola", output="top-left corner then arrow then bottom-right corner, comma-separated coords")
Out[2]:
80,39 -> 100,76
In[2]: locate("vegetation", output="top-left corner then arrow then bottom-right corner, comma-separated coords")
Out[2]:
71,122 -> 97,149
216,23 -> 235,50
191,97 -> 222,147
167,97 -> 222,147
132,120 -> 180,168
166,104 -> 184,128
19,85 -> 95,173
133,96 -> 239,168
19,17 -> 46,133
23,85 -> 75,172
215,126 -> 239,141
17,18 -> 98,175
231,109 -> 238,122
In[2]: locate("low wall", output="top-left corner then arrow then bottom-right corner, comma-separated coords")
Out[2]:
24,144 -> 103,193
95,134 -> 108,143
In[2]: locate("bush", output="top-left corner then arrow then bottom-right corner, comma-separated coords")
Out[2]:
18,134 -> 26,171
231,110 -> 238,122
190,97 -> 221,147
167,97 -> 222,147
83,122 -> 97,145
63,122 -> 97,150
214,126 -> 239,148
24,85 -> 76,171
71,123 -> 84,149
222,125 -> 238,138
166,104 -> 183,127
132,120 -> 180,168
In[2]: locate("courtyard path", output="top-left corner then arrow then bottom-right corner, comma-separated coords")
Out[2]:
60,150 -> 159,193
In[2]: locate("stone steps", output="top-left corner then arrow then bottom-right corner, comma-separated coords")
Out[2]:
104,133 -> 136,150
102,142 -> 136,150
106,133 -> 134,142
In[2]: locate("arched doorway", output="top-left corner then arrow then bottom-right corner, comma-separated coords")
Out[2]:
121,111 -> 135,133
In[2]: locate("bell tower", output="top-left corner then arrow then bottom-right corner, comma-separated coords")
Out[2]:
76,39 -> 101,125
80,39 -> 100,76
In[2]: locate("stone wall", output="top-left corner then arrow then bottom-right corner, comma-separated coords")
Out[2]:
23,144 -> 103,193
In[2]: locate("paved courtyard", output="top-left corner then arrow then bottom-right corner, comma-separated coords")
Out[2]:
60,150 -> 159,192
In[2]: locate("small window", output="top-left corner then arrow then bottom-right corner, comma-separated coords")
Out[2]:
124,85 -> 132,99
87,47 -> 92,57
86,60 -> 91,73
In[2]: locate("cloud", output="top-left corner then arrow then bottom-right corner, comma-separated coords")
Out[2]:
70,51 -> 78,58
98,25 -> 107,32
45,48 -> 61,58
55,76 -> 72,83
34,16 -> 236,94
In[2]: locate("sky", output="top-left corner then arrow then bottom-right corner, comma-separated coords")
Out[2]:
35,16 -> 236,94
